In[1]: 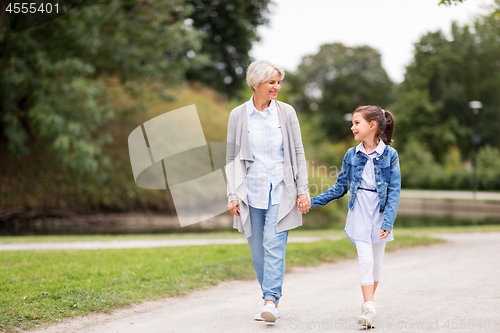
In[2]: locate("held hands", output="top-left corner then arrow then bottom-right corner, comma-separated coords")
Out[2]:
379,229 -> 391,239
228,200 -> 240,216
296,194 -> 311,214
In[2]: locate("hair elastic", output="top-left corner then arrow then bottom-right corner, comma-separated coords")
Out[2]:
381,108 -> 386,114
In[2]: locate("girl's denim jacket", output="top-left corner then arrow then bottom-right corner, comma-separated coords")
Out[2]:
311,145 -> 401,232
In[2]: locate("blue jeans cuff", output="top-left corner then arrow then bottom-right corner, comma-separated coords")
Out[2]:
264,294 -> 279,305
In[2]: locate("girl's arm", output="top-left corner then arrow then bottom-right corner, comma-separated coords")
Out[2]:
310,151 -> 350,209
380,150 -> 401,231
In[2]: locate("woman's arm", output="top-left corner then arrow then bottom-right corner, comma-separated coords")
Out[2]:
225,110 -> 239,215
289,108 -> 311,213
310,151 -> 350,209
380,150 -> 401,232
289,109 -> 309,196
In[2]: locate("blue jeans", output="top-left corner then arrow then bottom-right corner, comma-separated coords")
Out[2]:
247,195 -> 289,305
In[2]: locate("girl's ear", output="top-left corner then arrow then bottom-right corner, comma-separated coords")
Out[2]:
369,120 -> 377,129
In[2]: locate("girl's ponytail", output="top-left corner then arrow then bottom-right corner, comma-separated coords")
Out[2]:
381,110 -> 394,145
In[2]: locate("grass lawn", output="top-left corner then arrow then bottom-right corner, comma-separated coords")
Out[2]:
0,231 -> 247,244
1,224 -> 499,244
0,235 -> 444,332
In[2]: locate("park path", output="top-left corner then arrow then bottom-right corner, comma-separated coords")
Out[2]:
0,236 -> 342,251
24,232 -> 500,333
400,189 -> 500,201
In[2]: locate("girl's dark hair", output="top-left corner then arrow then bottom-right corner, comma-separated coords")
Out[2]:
354,105 -> 394,145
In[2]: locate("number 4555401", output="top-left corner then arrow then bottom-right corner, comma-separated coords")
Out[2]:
6,2 -> 60,14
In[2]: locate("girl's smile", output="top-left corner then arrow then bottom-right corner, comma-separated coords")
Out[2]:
351,112 -> 375,142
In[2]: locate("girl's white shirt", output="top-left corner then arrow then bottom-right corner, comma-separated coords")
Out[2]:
345,140 -> 395,245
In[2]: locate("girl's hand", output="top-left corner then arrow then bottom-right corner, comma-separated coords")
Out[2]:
379,229 -> 390,239
228,200 -> 240,216
297,194 -> 311,214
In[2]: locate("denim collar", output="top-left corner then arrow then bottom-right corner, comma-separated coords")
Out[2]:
356,140 -> 386,156
246,95 -> 277,116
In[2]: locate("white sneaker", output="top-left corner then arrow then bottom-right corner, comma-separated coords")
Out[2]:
357,306 -> 376,328
260,303 -> 279,322
255,302 -> 281,321
255,308 -> 280,321
254,311 -> 265,321
254,301 -> 265,321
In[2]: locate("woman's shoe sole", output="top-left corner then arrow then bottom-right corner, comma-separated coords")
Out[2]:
261,311 -> 277,322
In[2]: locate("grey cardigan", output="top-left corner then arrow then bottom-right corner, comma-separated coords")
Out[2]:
225,100 -> 309,238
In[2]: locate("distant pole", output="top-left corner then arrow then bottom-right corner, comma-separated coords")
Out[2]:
468,101 -> 482,200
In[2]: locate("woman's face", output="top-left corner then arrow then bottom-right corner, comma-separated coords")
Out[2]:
254,71 -> 282,101
351,112 -> 376,141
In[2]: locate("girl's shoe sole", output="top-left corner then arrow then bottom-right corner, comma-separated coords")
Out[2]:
357,317 -> 376,328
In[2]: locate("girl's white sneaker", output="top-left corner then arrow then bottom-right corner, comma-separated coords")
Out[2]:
357,307 -> 376,328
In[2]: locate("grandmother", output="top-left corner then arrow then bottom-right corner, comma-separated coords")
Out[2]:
225,60 -> 310,322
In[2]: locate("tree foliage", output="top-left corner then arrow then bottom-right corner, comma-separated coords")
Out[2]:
184,0 -> 271,98
394,0 -> 500,162
0,0 -> 271,179
439,0 -> 466,5
288,43 -> 394,141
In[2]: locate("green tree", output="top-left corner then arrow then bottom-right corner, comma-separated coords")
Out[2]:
0,0 -> 205,177
394,0 -> 500,163
439,0 -> 466,5
288,43 -> 394,141
184,0 -> 272,98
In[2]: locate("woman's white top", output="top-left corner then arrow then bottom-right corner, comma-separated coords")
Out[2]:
345,140 -> 394,245
245,97 -> 284,209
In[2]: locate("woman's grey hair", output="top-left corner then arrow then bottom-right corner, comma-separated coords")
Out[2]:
246,60 -> 285,92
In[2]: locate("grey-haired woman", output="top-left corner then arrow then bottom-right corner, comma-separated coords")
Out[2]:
225,60 -> 310,322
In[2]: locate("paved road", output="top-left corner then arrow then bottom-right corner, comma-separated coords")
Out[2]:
0,236 -> 342,251
400,189 -> 500,201
24,232 -> 500,333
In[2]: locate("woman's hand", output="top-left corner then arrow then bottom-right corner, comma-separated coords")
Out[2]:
296,194 -> 311,214
379,229 -> 391,239
228,200 -> 240,216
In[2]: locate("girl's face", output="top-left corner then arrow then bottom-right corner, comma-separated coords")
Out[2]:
351,112 -> 377,141
254,71 -> 282,101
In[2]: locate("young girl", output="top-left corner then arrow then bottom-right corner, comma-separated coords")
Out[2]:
298,105 -> 401,328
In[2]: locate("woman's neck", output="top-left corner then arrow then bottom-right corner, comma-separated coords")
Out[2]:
362,137 -> 380,154
252,94 -> 271,112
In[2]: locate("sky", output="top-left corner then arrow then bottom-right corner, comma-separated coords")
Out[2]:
250,0 -> 496,83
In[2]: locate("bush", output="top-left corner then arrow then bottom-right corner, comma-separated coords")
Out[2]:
400,142 -> 500,190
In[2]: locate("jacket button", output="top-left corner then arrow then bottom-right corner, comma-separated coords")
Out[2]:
380,194 -> 384,198
377,170 -> 380,174
378,182 -> 381,185
376,157 -> 379,161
